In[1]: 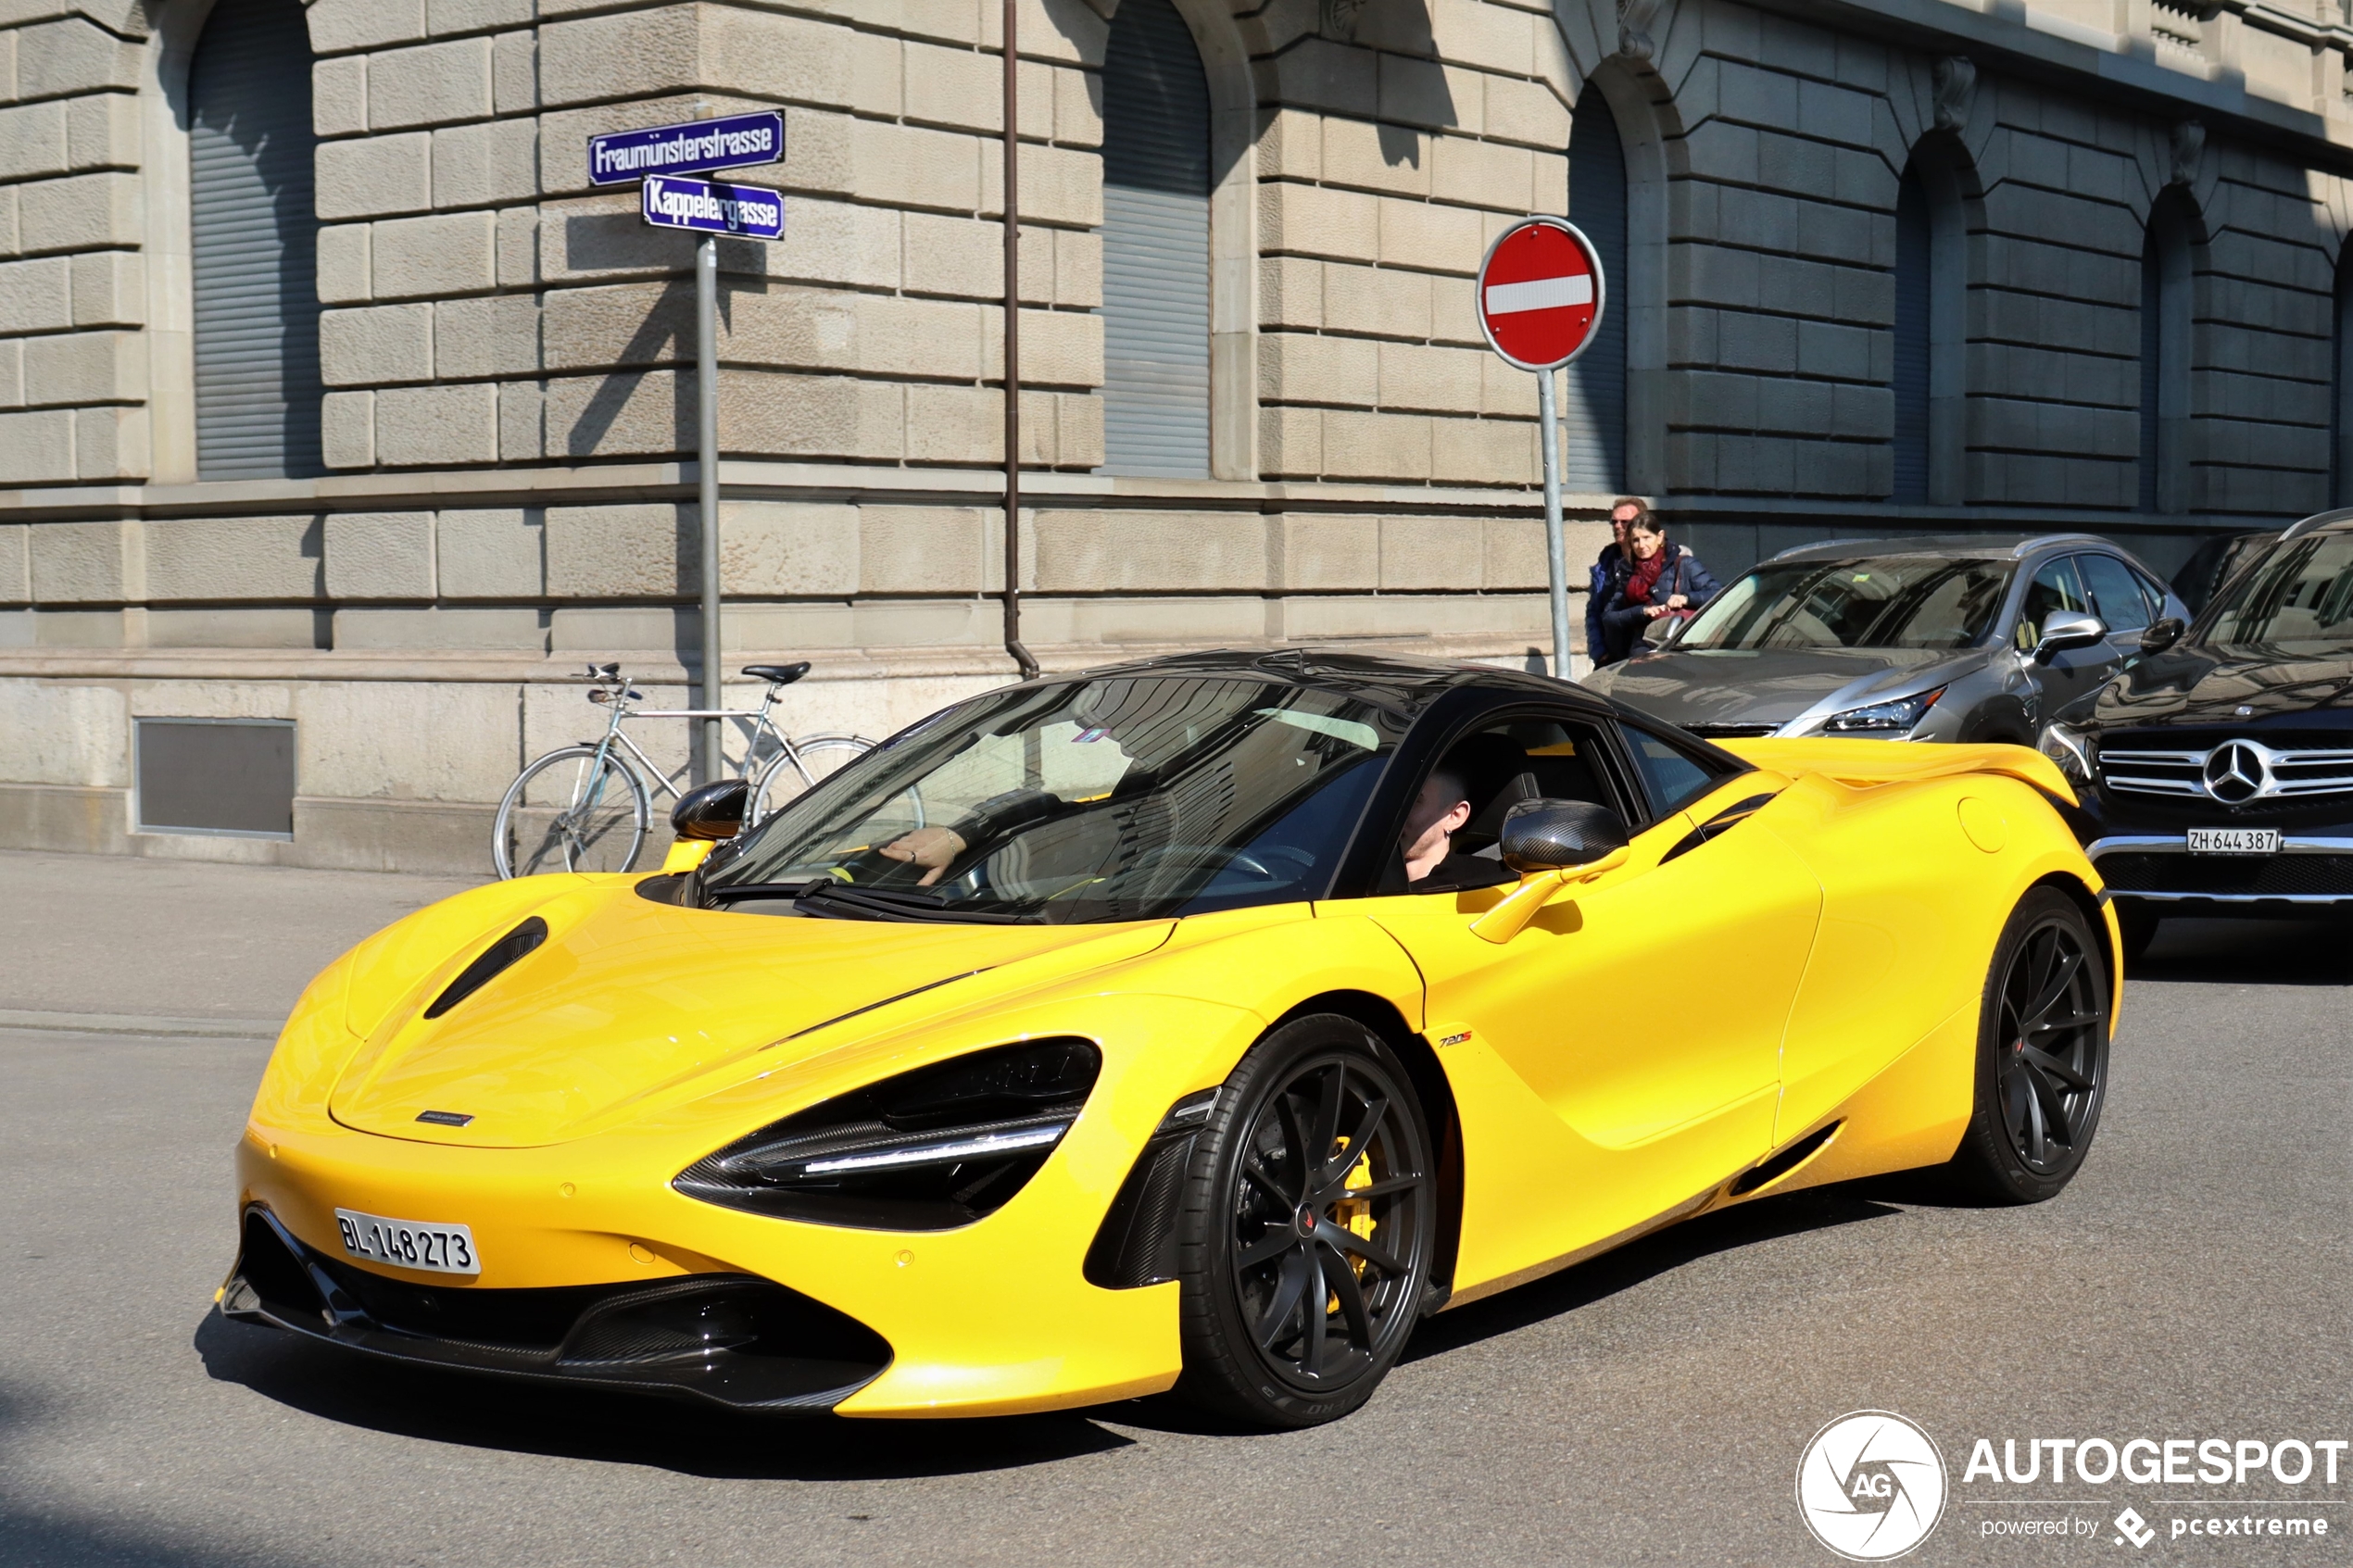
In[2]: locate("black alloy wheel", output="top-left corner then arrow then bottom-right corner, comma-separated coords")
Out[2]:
1173,1015 -> 1435,1428
1948,887 -> 2112,1203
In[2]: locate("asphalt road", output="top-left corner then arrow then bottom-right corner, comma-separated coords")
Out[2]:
1,849 -> 2347,1566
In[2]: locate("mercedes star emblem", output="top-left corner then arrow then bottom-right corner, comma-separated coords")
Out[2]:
2202,741 -> 2267,804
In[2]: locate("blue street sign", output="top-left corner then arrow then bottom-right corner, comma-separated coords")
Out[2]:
588,110 -> 784,186
640,174 -> 786,239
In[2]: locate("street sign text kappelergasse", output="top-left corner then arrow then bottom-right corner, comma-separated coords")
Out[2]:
640,175 -> 786,239
588,110 -> 785,186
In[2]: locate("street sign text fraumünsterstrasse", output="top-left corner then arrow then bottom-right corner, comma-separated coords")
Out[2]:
587,110 -> 785,186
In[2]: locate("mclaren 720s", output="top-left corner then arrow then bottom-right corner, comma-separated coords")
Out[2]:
221,650 -> 2119,1428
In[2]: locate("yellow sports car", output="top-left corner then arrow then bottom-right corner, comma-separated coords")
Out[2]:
221,651 -> 2119,1428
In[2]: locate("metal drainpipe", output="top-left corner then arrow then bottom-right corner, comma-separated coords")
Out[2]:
1001,0 -> 1039,681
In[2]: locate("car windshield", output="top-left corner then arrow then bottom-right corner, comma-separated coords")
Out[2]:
1674,556 -> 2014,651
699,675 -> 1401,923
2195,533 -> 2353,653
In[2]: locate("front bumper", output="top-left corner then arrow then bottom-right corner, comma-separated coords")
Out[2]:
221,1206 -> 890,1412
2087,834 -> 2353,910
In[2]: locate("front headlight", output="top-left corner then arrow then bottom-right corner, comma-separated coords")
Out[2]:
673,1038 -> 1101,1231
2038,721 -> 2095,784
1820,687 -> 1944,736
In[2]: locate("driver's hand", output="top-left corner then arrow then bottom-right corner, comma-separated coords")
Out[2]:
880,826 -> 966,887
1664,594 -> 1688,610
1642,605 -> 1667,620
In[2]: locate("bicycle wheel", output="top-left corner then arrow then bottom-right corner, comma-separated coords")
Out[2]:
748,734 -> 892,825
493,745 -> 649,878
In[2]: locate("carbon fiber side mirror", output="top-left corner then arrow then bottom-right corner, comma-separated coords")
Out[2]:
1498,798 -> 1630,873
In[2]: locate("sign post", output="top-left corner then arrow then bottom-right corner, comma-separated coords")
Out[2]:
590,113 -> 786,779
1475,218 -> 1606,680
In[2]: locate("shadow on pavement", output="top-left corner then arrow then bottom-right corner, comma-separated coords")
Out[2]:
1397,1178 -> 1906,1367
2132,915 -> 2351,986
192,1311 -> 1133,1480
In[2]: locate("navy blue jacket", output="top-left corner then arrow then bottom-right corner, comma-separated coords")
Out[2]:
1598,543 -> 1720,666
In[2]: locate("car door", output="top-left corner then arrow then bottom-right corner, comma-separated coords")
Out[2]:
1343,712 -> 1822,1296
2014,554 -> 2111,721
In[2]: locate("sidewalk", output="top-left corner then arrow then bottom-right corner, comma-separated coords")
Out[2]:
0,850 -> 482,1036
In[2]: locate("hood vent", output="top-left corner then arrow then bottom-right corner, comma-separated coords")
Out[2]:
422,917 -> 548,1020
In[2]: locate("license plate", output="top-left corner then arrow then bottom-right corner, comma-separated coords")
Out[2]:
2186,827 -> 2279,855
334,1208 -> 480,1275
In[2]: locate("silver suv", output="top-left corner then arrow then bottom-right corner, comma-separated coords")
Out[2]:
1581,533 -> 2189,745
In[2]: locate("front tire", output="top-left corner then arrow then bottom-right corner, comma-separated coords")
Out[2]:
1172,1015 -> 1436,1429
1946,887 -> 2112,1204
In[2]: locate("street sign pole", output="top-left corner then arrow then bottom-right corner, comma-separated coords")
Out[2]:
1536,365 -> 1569,675
1474,216 -> 1606,681
591,114 -> 785,781
696,234 -> 721,783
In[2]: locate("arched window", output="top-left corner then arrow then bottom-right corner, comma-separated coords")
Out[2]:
1564,88 -> 1628,492
1892,146 -> 1967,505
2139,190 -> 2196,514
1892,164 -> 1931,502
1100,0 -> 1210,478
2333,247 -> 2352,508
189,0 -> 321,480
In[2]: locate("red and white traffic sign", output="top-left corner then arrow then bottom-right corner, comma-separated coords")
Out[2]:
1476,218 -> 1605,372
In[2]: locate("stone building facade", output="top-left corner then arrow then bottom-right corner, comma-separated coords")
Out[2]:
2,0 -> 2349,872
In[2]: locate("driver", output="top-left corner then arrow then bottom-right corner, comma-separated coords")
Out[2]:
1400,736 -> 1523,893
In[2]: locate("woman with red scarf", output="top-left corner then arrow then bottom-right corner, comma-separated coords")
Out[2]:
1597,517 -> 1719,667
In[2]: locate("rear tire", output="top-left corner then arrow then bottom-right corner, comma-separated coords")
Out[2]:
1172,1015 -> 1436,1429
1945,887 -> 2112,1204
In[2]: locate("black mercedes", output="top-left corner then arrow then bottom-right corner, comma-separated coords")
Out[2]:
2041,509 -> 2353,956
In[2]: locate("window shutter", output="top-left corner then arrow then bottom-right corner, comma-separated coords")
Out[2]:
1565,93 -> 1628,493
190,0 -> 321,480
1892,165 -> 1931,503
1100,0 -> 1211,478
2138,229 -> 2162,513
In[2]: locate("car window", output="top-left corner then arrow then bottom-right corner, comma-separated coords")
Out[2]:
2077,554 -> 2151,633
1676,556 -> 2012,652
705,674 -> 1404,922
1618,724 -> 1728,819
2014,556 -> 2090,651
1376,716 -> 1627,895
2197,532 -> 2353,652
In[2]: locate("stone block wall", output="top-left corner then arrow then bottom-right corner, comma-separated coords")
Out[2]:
0,0 -> 2349,870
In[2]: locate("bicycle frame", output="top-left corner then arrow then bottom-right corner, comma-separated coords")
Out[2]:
582,678 -> 831,804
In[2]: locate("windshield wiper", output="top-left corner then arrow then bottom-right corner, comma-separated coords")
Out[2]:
708,878 -> 1027,924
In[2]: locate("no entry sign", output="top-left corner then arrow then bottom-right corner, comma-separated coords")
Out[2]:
1477,218 -> 1605,372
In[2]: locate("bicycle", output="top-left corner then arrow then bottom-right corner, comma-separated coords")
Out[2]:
491,661 -> 875,878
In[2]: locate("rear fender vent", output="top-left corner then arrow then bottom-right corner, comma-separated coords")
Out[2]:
424,917 -> 548,1020
1730,1120 -> 1842,1198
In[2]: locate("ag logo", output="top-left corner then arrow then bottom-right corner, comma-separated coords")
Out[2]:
1796,1411 -> 1948,1561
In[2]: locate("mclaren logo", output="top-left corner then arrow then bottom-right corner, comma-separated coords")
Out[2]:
2201,741 -> 2268,805
1797,1411 -> 1948,1560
